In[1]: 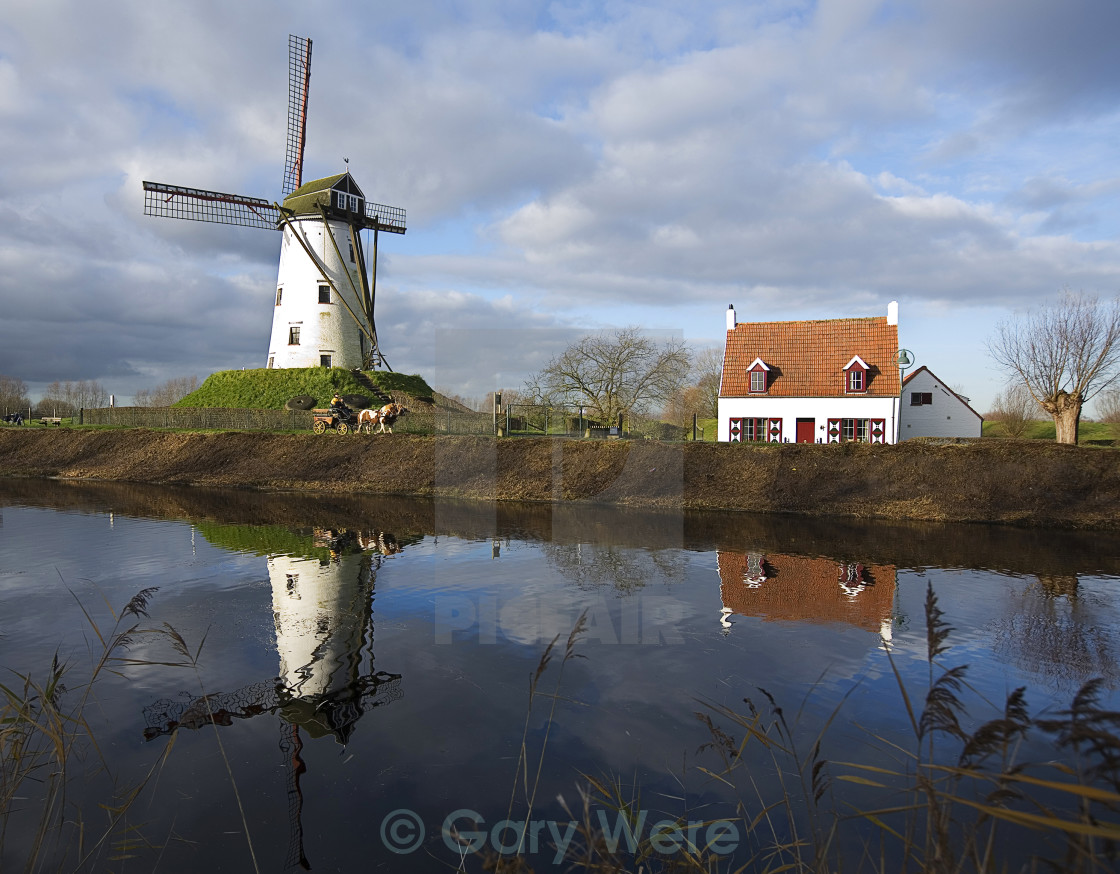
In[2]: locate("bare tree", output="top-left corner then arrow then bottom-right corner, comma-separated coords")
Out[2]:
692,345 -> 723,419
989,291 -> 1120,445
525,327 -> 691,424
134,376 -> 199,407
0,374 -> 30,415
660,345 -> 724,426
41,380 -> 108,415
662,384 -> 705,427
1096,388 -> 1120,425
987,383 -> 1038,438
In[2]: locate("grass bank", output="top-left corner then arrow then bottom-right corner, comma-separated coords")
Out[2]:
0,430 -> 1117,528
174,367 -> 435,409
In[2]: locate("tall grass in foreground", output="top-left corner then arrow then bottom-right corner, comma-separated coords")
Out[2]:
0,588 -> 184,870
0,587 -> 256,873
486,586 -> 1120,873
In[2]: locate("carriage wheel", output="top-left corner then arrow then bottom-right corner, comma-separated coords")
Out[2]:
337,422 -> 350,436
312,420 -> 327,434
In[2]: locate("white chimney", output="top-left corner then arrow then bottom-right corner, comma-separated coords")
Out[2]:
887,300 -> 898,326
726,304 -> 737,331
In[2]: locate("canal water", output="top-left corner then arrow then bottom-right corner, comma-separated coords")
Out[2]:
1,478 -> 1118,872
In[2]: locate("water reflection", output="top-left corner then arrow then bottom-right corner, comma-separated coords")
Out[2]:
1,477 -> 1116,579
993,573 -> 1120,690
2,479 -> 1120,872
141,524 -> 404,870
716,551 -> 896,637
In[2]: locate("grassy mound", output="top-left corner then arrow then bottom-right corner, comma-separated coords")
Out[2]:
173,368 -> 435,410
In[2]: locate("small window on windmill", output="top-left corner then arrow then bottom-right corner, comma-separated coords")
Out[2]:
288,326 -> 300,345
318,284 -> 331,304
275,288 -> 282,306
320,354 -> 332,368
348,241 -> 355,263
349,195 -> 358,212
336,191 -> 346,210
268,356 -> 274,369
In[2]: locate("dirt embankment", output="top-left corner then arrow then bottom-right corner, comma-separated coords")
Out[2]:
0,429 -> 1117,529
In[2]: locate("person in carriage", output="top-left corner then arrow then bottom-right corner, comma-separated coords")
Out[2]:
329,393 -> 354,424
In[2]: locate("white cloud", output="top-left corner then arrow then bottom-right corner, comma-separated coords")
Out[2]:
0,0 -> 1118,411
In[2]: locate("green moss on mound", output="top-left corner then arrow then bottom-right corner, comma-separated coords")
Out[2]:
173,368 -> 434,410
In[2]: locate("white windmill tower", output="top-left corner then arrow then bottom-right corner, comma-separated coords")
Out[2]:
143,36 -> 407,370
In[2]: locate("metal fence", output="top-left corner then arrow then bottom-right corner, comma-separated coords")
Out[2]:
70,406 -> 704,440
81,407 -> 314,431
77,406 -> 499,436
503,404 -> 614,437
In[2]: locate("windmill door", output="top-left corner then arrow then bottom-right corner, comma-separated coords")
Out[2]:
795,419 -> 815,443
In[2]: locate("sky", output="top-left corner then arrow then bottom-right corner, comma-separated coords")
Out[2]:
1,0 -> 1119,412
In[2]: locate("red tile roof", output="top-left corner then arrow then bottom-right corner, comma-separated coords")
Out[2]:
721,316 -> 900,398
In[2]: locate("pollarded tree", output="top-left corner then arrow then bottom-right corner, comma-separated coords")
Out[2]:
526,327 -> 691,425
989,291 -> 1120,445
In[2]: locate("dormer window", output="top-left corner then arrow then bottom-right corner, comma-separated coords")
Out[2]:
843,356 -> 869,393
747,357 -> 770,394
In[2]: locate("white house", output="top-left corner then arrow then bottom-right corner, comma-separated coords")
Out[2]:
718,302 -> 901,443
898,366 -> 983,439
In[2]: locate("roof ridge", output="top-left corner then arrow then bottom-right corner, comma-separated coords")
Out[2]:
732,315 -> 887,328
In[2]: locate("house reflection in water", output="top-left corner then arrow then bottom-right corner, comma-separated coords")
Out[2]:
717,551 -> 896,641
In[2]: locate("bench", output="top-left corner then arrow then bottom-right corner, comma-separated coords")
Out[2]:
39,417 -> 62,426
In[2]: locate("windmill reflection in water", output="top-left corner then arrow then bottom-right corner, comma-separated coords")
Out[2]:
142,526 -> 404,870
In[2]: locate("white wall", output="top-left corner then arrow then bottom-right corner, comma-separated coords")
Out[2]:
718,396 -> 899,442
267,216 -> 366,369
899,370 -> 983,439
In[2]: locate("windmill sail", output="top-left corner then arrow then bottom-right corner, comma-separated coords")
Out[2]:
282,35 -> 313,198
143,181 -> 281,230
363,200 -> 407,235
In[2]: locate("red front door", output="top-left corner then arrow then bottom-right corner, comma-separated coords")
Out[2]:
796,419 -> 815,443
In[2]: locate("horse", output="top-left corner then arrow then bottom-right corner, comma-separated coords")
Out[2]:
358,403 -> 409,434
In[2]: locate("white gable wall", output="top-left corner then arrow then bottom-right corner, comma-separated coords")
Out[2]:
718,396 -> 899,442
899,369 -> 983,439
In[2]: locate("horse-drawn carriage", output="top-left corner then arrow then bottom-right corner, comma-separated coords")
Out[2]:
311,402 -> 409,435
311,409 -> 355,435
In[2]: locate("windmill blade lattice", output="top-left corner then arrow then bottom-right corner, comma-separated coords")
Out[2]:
143,181 -> 281,230
363,200 -> 407,235
282,35 -> 313,198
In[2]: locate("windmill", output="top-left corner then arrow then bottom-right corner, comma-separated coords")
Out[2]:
143,35 -> 406,371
